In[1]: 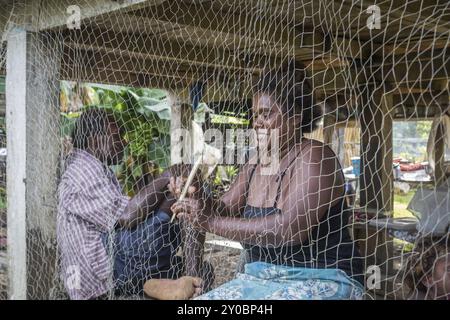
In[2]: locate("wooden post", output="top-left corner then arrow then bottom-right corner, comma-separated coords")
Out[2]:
358,84 -> 394,296
359,86 -> 394,216
169,95 -> 207,283
6,28 -> 62,299
323,109 -> 336,148
434,123 -> 446,186
434,81 -> 449,186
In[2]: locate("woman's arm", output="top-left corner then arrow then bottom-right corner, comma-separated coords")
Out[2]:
174,144 -> 345,247
210,163 -> 256,217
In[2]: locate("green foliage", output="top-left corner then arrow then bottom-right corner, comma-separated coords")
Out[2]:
60,82 -> 171,196
416,121 -> 432,139
0,187 -> 5,211
213,165 -> 239,192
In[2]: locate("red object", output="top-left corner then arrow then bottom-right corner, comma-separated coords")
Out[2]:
400,163 -> 424,172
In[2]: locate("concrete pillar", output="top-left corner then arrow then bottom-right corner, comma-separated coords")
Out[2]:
6,28 -> 62,299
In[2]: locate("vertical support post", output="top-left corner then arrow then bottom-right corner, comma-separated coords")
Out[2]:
360,86 -> 394,216
434,81 -> 449,186
323,111 -> 336,148
6,28 -> 61,299
358,84 -> 394,296
169,96 -> 207,284
434,123 -> 446,186
6,28 -> 27,300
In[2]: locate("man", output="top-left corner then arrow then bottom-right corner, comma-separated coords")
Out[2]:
57,109 -> 203,299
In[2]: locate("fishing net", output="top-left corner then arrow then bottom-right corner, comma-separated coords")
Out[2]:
0,0 -> 449,300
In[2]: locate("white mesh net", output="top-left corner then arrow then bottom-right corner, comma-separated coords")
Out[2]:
0,0 -> 449,300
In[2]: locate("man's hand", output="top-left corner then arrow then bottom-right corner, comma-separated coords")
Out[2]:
167,162 -> 202,200
168,176 -> 197,199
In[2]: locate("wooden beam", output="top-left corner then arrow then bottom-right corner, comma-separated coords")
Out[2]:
62,27 -> 269,73
358,85 -> 395,294
383,37 -> 450,56
378,0 -> 450,35
89,1 -> 324,60
359,86 -> 394,215
61,63 -> 187,91
135,0 -> 323,54
375,54 -> 450,84
394,86 -> 435,94
434,81 -> 449,186
29,0 -> 166,31
312,67 -> 364,93
393,104 -> 444,120
0,2 -> 15,42
393,91 -> 448,108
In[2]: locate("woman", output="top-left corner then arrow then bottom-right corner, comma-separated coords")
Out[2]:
171,60 -> 364,300
395,235 -> 450,300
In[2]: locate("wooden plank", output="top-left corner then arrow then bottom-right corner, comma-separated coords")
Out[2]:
30,0 -> 166,31
393,91 -> 448,107
383,37 -> 450,56
376,54 -> 450,84
62,27 -> 269,72
135,0 -> 321,52
89,1 -> 324,59
392,104 -> 443,120
61,63 -> 187,91
434,81 -> 449,186
0,2 -> 15,42
359,87 -> 394,215
377,0 -> 450,35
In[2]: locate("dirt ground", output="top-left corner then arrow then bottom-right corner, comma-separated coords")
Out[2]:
203,233 -> 242,289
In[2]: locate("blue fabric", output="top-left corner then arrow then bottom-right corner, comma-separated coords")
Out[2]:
197,262 -> 364,300
103,210 -> 182,295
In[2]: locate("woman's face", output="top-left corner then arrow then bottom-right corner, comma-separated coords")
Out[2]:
429,253 -> 450,299
252,93 -> 298,151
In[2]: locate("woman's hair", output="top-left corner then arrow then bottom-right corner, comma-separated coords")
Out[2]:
253,59 -> 322,134
71,108 -> 113,150
401,235 -> 449,295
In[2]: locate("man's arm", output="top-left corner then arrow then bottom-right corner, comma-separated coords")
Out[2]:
116,174 -> 170,229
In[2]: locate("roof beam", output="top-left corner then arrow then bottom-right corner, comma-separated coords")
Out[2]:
15,0 -> 166,31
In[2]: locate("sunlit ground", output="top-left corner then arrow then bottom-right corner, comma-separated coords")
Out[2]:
393,189 -> 416,219
393,189 -> 417,253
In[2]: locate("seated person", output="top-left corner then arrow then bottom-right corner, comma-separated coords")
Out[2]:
57,109 -> 206,299
396,235 -> 450,300
171,60 -> 364,300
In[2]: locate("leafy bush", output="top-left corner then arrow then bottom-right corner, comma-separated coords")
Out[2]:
60,82 -> 171,196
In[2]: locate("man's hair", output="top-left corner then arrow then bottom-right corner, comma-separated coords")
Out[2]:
71,108 -> 113,150
253,58 -> 322,134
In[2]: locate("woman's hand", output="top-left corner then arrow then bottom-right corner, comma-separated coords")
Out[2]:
171,196 -> 210,231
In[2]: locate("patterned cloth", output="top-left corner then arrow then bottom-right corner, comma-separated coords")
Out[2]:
57,149 -> 129,300
196,262 -> 364,300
